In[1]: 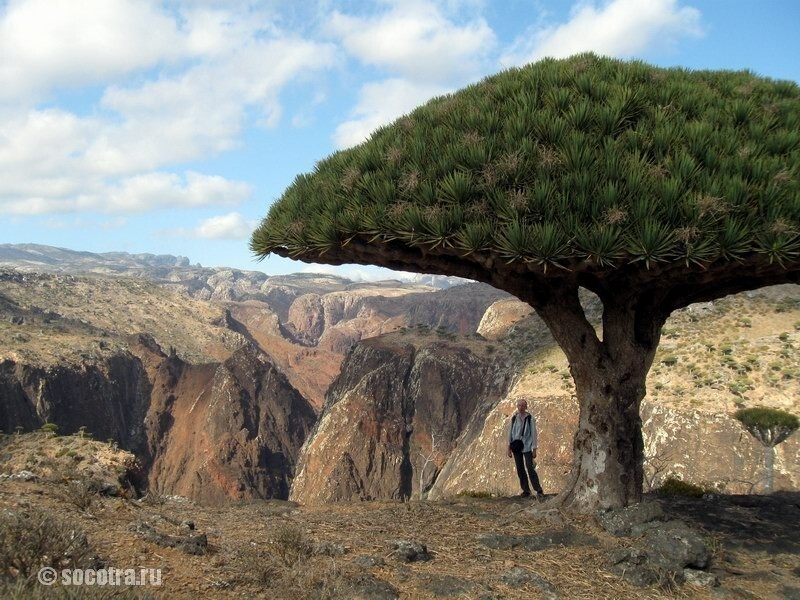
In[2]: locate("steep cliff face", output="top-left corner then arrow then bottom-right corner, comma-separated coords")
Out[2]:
0,353 -> 151,452
138,341 -> 317,504
0,336 -> 316,504
227,283 -> 506,410
283,283 -> 505,350
226,302 -> 344,408
289,334 -> 507,504
640,402 -> 799,492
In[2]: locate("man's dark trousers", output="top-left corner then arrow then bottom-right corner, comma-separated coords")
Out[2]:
513,450 -> 543,495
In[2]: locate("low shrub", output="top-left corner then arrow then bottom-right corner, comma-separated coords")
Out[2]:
656,476 -> 706,498
0,508 -> 94,584
456,490 -> 493,498
235,523 -> 346,599
269,523 -> 313,567
62,478 -> 96,512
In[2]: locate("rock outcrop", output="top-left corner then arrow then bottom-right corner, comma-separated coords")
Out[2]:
0,353 -> 152,453
137,339 -> 316,504
290,334 -> 508,503
477,299 -> 534,340
0,336 -> 316,504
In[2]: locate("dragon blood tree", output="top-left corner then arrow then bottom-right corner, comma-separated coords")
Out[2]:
252,54 -> 800,512
735,407 -> 799,493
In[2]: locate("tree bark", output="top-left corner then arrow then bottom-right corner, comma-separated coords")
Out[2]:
512,280 -> 666,512
764,444 -> 774,494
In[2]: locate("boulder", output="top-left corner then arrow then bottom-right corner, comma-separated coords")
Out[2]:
500,567 -> 558,597
387,540 -> 431,562
596,502 -> 665,536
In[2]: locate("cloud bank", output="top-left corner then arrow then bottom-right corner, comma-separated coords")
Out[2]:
0,0 -> 335,215
501,0 -> 703,66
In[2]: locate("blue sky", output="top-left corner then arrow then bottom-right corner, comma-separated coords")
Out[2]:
1,0 -> 798,279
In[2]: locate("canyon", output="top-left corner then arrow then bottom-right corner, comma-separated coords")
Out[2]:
1,245 -> 798,505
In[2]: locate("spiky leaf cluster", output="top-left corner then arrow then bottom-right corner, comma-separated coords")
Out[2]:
252,54 -> 800,275
734,406 -> 799,446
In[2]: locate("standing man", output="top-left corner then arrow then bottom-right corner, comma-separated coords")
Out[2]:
507,399 -> 545,500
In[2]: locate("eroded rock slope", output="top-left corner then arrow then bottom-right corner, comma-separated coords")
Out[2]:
290,333 -> 509,503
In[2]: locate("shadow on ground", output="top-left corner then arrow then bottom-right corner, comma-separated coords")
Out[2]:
654,491 -> 800,555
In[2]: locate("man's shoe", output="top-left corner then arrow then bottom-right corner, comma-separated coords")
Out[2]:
536,492 -> 545,502
518,491 -> 530,498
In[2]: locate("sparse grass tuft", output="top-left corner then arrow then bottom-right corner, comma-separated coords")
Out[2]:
61,478 -> 96,513
235,523 -> 347,599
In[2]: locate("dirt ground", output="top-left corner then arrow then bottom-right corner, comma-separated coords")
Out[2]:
1,476 -> 798,599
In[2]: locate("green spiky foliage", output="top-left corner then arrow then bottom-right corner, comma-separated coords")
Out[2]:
252,54 -> 800,278
251,54 -> 800,512
734,407 -> 799,447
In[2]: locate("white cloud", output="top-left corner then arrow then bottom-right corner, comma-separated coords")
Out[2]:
333,78 -> 448,149
0,171 -> 251,215
42,216 -> 127,230
328,0 -> 495,149
193,212 -> 256,240
328,0 -> 495,83
99,172 -> 251,213
0,0 -> 187,102
89,35 -> 336,173
501,0 -> 703,66
300,263 -> 404,282
0,2 -> 337,215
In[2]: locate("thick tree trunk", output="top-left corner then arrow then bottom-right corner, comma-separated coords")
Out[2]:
764,444 -> 774,494
558,352 -> 649,510
513,281 -> 665,513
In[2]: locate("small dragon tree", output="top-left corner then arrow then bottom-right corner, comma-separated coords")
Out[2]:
252,54 -> 800,512
734,407 -> 799,493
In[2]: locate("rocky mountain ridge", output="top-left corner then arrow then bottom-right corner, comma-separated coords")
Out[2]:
0,243 -> 464,303
0,252 -> 501,503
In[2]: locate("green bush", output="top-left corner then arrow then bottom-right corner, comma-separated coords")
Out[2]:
456,490 -> 493,498
656,476 -> 706,498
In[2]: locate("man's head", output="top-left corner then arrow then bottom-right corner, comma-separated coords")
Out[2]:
516,400 -> 528,412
